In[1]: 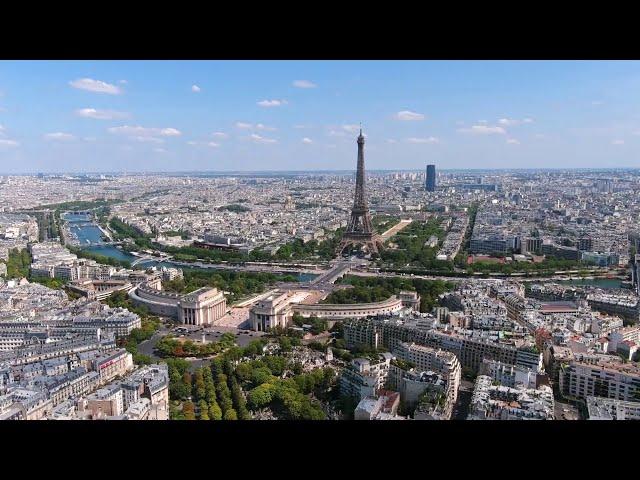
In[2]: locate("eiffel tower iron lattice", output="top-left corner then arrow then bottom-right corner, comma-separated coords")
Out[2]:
336,128 -> 383,256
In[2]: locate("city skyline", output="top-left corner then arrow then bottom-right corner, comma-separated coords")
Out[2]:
2,60 -> 640,173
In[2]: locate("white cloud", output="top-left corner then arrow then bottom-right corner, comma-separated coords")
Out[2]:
0,139 -> 18,147
406,137 -> 439,144
592,100 -> 604,106
498,117 -> 534,126
212,132 -> 228,138
160,128 -> 181,136
342,124 -> 360,133
293,80 -> 317,88
75,108 -> 130,120
119,80 -> 128,84
107,125 -> 181,137
131,136 -> 164,144
458,125 -> 506,135
154,148 -> 166,153
506,138 -> 520,145
191,84 -> 201,93
302,137 -> 313,144
612,139 -> 625,145
386,139 -> 397,144
395,110 -> 425,121
328,129 -> 345,137
69,78 -> 122,95
0,124 -> 4,135
249,133 -> 277,144
236,122 -> 252,129
257,99 -> 288,107
187,140 -> 221,147
44,132 -> 75,141
256,123 -> 276,131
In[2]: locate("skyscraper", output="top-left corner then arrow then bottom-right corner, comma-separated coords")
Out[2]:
426,164 -> 436,192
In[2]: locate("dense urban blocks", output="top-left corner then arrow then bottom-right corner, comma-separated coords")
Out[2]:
1,159 -> 640,422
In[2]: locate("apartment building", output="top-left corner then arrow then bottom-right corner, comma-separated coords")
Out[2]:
479,358 -> 538,389
393,341 -> 461,408
468,375 -> 554,420
340,352 -> 394,402
92,350 -> 134,384
354,390 -> 404,420
587,293 -> 640,323
343,317 -> 543,373
587,396 -> 640,420
559,360 -> 640,401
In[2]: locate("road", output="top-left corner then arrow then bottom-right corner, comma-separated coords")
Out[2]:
451,379 -> 475,420
553,398 -> 581,420
137,327 -> 170,360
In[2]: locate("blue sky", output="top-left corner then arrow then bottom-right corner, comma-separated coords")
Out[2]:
1,60 -> 640,173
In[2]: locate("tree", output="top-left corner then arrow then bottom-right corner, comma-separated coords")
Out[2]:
290,361 -> 304,376
322,367 -> 336,390
169,379 -> 191,400
199,400 -> 209,420
182,372 -> 192,391
278,336 -> 293,353
211,358 -> 223,377
208,401 -> 222,420
263,355 -> 286,377
183,401 -> 196,420
215,373 -> 233,414
229,377 -> 251,420
294,374 -> 315,394
220,397 -> 233,414
194,368 -> 206,401
299,399 -> 326,420
235,363 -> 253,383
224,346 -> 243,362
222,359 -> 234,377
251,367 -> 273,387
220,332 -> 237,347
292,312 -> 305,327
242,339 -> 265,357
223,408 -> 238,420
274,385 -> 304,419
248,383 -> 275,410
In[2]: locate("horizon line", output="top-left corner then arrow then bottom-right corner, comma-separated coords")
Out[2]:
3,167 -> 640,176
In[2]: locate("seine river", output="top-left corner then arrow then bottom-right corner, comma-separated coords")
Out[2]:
63,212 -> 105,245
68,217 -> 625,288
69,216 -> 318,281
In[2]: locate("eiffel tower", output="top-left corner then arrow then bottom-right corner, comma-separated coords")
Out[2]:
336,128 -> 383,256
